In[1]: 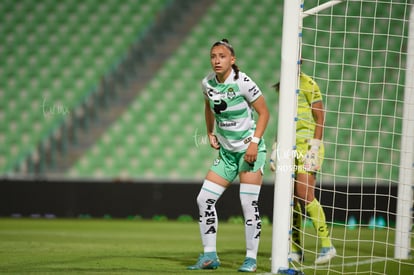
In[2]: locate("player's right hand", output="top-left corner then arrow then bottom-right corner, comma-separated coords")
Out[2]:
269,142 -> 277,172
208,133 -> 220,150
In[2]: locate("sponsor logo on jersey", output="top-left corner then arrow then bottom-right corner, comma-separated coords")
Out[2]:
248,85 -> 260,96
244,137 -> 252,144
219,121 -> 236,127
207,88 -> 220,97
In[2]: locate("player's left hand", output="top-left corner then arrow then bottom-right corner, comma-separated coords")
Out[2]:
304,139 -> 322,172
244,143 -> 258,164
208,133 -> 220,150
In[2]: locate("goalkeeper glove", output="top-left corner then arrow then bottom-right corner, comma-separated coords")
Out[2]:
304,139 -> 322,172
269,142 -> 277,172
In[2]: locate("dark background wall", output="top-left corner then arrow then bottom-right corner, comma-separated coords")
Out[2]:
0,179 -> 397,224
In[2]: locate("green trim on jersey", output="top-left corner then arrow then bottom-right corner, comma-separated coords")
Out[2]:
202,70 -> 263,152
226,108 -> 249,119
216,127 -> 253,141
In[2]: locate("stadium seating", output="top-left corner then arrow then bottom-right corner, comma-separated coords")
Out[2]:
69,0 -> 404,182
0,0 -> 168,174
2,0 -> 404,183
68,0 -> 281,181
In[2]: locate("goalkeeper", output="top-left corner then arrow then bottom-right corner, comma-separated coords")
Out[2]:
270,72 -> 336,264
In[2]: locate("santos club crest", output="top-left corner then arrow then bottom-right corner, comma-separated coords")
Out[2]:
227,87 -> 236,99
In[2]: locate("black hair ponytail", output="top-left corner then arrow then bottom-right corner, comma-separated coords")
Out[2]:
232,63 -> 240,80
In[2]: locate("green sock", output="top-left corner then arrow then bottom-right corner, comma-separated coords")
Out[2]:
306,199 -> 332,248
291,202 -> 302,252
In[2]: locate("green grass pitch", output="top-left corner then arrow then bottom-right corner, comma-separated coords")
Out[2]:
0,218 -> 412,274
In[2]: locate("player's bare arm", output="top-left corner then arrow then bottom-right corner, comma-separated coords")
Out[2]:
244,96 -> 269,163
204,99 -> 220,149
311,100 -> 325,140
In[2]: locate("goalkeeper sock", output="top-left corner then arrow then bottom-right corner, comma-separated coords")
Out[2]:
240,183 -> 261,259
291,202 -> 302,252
306,198 -> 332,248
197,179 -> 225,253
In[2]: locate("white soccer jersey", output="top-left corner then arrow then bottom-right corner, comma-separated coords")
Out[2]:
202,70 -> 262,152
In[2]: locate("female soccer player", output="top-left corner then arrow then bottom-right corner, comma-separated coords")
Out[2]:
270,72 -> 336,264
187,39 -> 270,272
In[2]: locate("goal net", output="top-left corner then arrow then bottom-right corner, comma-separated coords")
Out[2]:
272,0 -> 414,274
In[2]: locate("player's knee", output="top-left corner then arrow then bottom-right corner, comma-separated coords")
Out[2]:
196,192 -> 204,208
197,192 -> 218,209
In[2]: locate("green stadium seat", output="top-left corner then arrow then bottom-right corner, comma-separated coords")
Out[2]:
1,0 -> 169,174
64,0 -> 406,182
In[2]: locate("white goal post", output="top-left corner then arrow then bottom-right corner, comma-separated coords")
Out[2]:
271,0 -> 414,273
395,1 -> 414,260
270,0 -> 301,272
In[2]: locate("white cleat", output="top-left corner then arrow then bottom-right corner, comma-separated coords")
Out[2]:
288,251 -> 304,263
315,247 -> 336,264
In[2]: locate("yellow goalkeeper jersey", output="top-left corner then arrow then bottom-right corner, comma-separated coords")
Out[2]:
296,72 -> 323,140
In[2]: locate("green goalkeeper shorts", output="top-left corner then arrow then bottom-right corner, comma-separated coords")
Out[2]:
209,140 -> 267,182
295,138 -> 325,175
